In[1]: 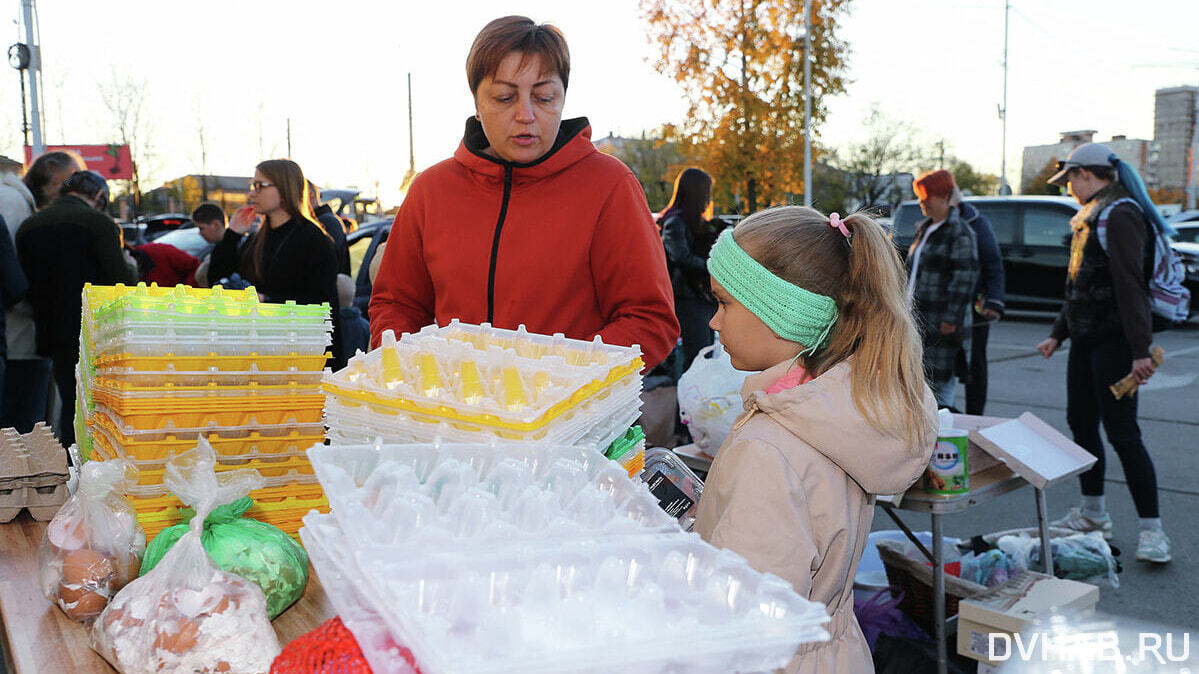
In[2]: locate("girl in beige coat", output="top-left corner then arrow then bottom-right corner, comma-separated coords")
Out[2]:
695,207 -> 937,673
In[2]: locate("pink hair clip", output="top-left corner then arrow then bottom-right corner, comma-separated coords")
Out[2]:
829,212 -> 851,239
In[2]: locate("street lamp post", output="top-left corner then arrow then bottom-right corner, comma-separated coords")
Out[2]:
803,0 -> 812,207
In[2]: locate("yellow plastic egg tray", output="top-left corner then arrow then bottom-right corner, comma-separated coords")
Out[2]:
87,399 -> 326,431
93,352 -> 330,373
133,483 -> 328,542
128,455 -> 313,487
87,424 -> 324,462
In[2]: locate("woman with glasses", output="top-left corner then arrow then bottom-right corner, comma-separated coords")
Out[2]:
210,159 -> 343,368
368,16 -> 678,369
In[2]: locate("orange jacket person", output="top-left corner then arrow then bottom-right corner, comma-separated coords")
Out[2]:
369,16 -> 679,369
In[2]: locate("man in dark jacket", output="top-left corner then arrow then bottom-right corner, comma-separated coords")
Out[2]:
16,171 -> 137,447
1036,142 -> 1169,564
307,181 -> 351,276
0,213 -> 29,416
955,198 -> 1005,415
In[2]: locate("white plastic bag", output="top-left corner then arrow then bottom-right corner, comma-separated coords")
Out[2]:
38,458 -> 146,622
91,438 -> 280,673
676,342 -> 753,455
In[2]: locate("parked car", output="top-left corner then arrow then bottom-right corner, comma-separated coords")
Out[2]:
134,213 -> 192,240
891,196 -> 1080,310
151,226 -> 216,260
347,219 -> 392,318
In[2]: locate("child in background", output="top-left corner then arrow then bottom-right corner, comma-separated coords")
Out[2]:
694,206 -> 938,673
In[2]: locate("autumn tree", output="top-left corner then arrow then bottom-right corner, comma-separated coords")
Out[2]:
946,157 -> 999,196
641,0 -> 851,213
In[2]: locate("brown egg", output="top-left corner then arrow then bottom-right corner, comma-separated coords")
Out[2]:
153,618 -> 200,654
56,548 -> 116,621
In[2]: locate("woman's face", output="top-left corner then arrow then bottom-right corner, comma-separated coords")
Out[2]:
248,170 -> 283,215
474,51 -> 565,164
708,278 -> 802,372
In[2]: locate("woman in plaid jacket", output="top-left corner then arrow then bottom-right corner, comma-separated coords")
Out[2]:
905,170 -> 979,409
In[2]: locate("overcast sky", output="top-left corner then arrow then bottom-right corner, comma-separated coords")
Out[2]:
2,0 -> 1197,207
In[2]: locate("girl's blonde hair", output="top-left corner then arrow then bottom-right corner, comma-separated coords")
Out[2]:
733,206 -> 929,446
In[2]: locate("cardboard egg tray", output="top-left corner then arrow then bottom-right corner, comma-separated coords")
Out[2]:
0,423 -> 70,522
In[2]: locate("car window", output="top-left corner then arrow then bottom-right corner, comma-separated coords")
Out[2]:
891,203 -> 922,247
349,236 -> 373,280
1023,205 -> 1074,247
1174,226 -> 1199,244
152,229 -> 210,257
971,204 -> 1018,246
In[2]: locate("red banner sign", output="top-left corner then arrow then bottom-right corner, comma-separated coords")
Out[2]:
23,144 -> 133,180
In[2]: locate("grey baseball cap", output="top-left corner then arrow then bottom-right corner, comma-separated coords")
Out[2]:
1048,142 -> 1118,186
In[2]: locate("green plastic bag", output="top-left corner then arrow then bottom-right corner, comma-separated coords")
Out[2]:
140,496 -> 309,619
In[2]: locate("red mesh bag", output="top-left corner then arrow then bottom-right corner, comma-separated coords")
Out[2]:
271,616 -> 422,674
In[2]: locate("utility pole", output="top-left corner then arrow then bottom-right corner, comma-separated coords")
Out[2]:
998,0 -> 1011,195
408,73 -> 415,174
802,0 -> 813,207
286,118 -> 292,158
937,139 -> 945,169
21,0 -> 44,155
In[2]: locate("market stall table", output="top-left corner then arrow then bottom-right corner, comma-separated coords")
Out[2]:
0,512 -> 335,673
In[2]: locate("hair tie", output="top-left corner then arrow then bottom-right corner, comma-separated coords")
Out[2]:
829,212 -> 851,240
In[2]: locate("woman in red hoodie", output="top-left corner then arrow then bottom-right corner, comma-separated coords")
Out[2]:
368,16 -> 679,369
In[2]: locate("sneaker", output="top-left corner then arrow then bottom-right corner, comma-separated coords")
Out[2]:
1050,507 -> 1113,539
1136,528 -> 1171,563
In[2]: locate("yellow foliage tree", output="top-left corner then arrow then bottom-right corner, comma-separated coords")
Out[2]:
640,0 -> 852,213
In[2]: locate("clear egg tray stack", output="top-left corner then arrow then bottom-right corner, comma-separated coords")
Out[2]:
76,283 -> 333,541
300,441 -> 830,674
322,321 -> 646,454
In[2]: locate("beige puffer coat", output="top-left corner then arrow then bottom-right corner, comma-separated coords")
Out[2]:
695,358 -> 937,673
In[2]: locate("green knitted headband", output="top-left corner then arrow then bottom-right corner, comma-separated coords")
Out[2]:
708,228 -> 838,355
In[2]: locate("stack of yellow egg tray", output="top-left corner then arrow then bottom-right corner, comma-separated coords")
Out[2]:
322,320 -> 645,456
76,283 -> 333,541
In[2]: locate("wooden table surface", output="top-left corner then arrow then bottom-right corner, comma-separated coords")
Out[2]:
0,512 -> 335,673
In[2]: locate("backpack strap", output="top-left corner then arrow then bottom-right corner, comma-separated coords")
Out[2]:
1094,197 -> 1140,254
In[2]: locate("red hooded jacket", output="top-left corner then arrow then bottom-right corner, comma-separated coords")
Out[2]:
369,117 -> 679,369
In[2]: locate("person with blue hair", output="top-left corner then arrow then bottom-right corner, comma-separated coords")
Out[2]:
1036,142 -> 1170,563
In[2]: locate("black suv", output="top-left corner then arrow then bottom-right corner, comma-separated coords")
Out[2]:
891,196 -> 1081,310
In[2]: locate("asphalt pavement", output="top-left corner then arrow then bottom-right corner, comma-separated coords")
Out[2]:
872,310 -> 1199,631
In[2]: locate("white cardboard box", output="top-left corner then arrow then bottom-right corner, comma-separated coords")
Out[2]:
956,571 -> 1100,665
968,412 -> 1097,490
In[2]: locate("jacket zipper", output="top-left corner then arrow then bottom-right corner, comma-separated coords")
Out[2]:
486,166 -> 514,324
486,167 -> 515,326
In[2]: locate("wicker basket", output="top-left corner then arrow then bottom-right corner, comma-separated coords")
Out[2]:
875,539 -> 987,637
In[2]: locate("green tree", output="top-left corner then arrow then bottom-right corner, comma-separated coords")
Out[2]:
596,130 -> 688,211
1022,158 -> 1063,195
641,0 -> 852,213
835,104 -> 928,210
947,157 -> 999,196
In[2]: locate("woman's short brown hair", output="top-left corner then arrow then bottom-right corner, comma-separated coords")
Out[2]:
466,16 -> 570,96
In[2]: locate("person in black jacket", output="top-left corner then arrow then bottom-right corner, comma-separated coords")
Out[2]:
16,171 -> 138,446
209,160 -> 343,370
952,193 -> 1005,415
307,181 -> 351,276
1036,142 -> 1168,564
0,213 -> 29,416
658,167 -> 719,371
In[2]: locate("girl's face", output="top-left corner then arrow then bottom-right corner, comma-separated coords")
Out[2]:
709,278 -> 803,372
248,170 -> 283,216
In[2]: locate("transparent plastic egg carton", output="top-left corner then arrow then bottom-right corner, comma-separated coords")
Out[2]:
89,330 -> 331,358
299,516 -> 428,674
324,323 -> 641,424
302,512 -> 829,674
323,380 -> 642,450
308,442 -> 679,550
399,320 -> 642,371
